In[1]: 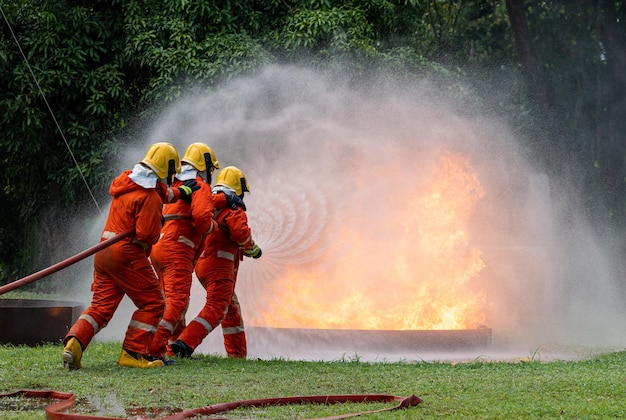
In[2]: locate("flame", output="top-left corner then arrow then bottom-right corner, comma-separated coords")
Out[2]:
248,151 -> 487,330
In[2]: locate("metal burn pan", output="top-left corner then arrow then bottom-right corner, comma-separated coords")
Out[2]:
0,299 -> 84,346
247,326 -> 492,353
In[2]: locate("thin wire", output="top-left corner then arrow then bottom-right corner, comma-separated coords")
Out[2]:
1,5 -> 102,215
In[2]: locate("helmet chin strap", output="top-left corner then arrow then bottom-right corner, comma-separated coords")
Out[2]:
167,160 -> 176,186
240,177 -> 249,194
204,153 -> 214,184
198,170 -> 209,184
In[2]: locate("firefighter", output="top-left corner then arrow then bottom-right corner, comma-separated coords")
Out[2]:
171,166 -> 262,359
148,142 -> 242,361
62,142 -> 199,369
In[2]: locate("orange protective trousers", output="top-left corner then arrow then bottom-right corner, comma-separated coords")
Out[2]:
149,243 -> 195,357
65,241 -> 165,355
176,277 -> 247,358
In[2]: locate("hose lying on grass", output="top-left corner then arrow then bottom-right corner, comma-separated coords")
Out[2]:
0,389 -> 422,419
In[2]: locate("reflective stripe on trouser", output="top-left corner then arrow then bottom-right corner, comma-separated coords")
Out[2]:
65,246 -> 164,355
177,277 -> 234,350
64,314 -> 101,348
221,292 -> 247,358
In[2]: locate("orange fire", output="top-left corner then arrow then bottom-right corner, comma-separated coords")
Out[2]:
247,151 -> 487,330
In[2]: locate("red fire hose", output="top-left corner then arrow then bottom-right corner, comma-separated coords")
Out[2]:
0,224 -> 424,417
0,229 -> 134,296
0,389 -> 422,419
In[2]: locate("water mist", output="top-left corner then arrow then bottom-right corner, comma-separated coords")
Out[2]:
80,65 -> 626,361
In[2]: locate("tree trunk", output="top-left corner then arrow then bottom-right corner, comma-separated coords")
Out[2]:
505,0 -> 560,160
594,0 -> 626,219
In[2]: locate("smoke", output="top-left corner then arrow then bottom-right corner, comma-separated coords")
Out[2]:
75,64 -> 626,360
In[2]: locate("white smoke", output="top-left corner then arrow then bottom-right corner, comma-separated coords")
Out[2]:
72,64 -> 626,361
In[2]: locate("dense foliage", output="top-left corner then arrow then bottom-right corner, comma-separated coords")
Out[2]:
1,0 -> 624,283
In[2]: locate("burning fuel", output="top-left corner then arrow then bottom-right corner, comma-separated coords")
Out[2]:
243,151 -> 487,331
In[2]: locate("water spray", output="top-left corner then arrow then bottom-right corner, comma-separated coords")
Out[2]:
157,65 -> 626,360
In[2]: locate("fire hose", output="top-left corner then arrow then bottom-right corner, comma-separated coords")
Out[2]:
0,213 -> 199,297
0,213 -> 222,296
0,224 -> 424,417
0,389 -> 422,419
0,229 -> 134,296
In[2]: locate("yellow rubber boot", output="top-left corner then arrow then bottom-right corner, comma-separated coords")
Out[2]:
62,337 -> 83,370
118,349 -> 164,368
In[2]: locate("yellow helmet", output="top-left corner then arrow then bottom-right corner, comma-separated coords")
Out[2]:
141,142 -> 181,179
182,142 -> 220,172
215,166 -> 250,196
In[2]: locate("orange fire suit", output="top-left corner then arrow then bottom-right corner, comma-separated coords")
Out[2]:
176,203 -> 256,358
64,169 -> 170,356
149,176 -> 228,358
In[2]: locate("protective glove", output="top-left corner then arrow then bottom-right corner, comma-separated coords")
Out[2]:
178,179 -> 200,203
243,243 -> 262,259
220,189 -> 246,211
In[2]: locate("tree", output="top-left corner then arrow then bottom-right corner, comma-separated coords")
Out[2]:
593,0 -> 626,222
505,0 -> 626,228
1,1 -> 131,279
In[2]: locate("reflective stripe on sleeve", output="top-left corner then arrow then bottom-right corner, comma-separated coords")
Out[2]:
236,234 -> 252,247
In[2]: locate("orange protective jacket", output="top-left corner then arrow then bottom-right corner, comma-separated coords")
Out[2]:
157,177 -> 218,257
195,205 -> 255,282
104,170 -> 167,254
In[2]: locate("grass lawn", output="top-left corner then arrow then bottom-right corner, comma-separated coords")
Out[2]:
0,341 -> 625,419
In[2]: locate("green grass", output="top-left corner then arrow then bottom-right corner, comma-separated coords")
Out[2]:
0,342 -> 625,419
